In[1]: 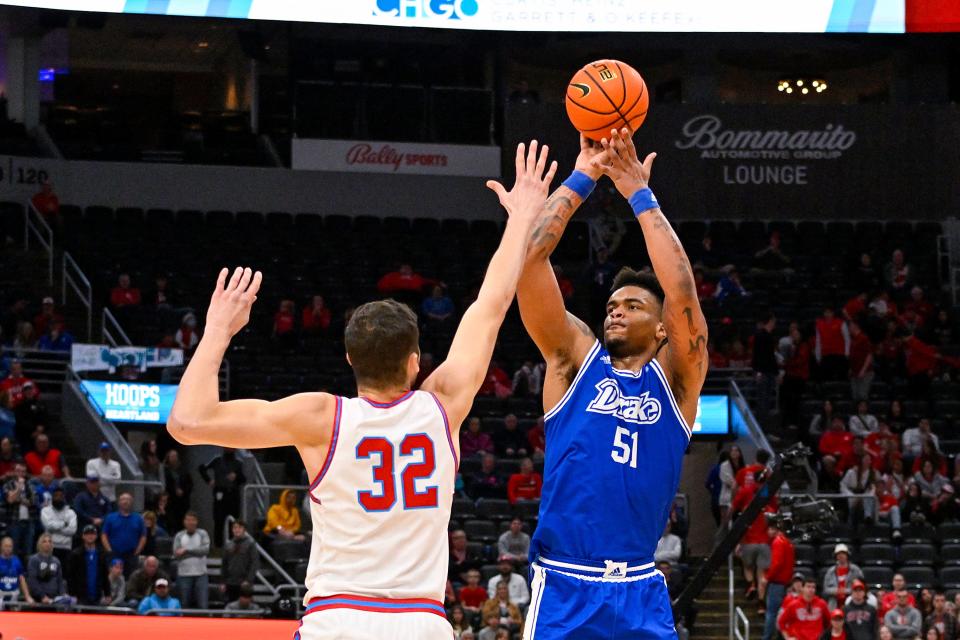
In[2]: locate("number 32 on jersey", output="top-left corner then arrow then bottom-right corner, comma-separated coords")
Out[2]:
356,433 -> 439,512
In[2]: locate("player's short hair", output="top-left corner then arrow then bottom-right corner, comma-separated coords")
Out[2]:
610,267 -> 665,306
345,299 -> 419,389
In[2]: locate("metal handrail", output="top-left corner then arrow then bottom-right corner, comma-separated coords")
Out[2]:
728,542 -> 736,640
144,607 -> 268,617
62,251 -> 93,342
786,492 -> 879,510
223,513 -> 300,604
102,307 -> 133,347
734,605 -> 750,640
60,477 -> 165,492
0,601 -> 135,614
24,200 -> 54,286
730,380 -> 778,456
241,483 -> 308,524
2,347 -> 69,386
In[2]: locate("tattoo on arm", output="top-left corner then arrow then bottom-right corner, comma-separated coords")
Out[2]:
530,193 -> 575,254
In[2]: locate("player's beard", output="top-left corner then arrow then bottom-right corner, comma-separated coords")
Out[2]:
604,335 -> 631,359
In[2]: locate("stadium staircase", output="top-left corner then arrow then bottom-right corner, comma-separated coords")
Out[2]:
692,566 -> 765,640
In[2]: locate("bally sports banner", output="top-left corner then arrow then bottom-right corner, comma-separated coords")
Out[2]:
292,139 -> 501,177
505,103 -> 960,220
0,0 -> 917,33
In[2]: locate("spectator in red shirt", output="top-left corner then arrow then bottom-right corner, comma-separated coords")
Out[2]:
110,274 -> 142,308
302,295 -> 331,335
838,438 -> 873,475
879,575 -> 916,620
478,362 -> 512,398
458,568 -> 488,618
376,264 -> 437,307
779,578 -> 831,640
0,436 -> 21,478
821,608 -> 852,640
904,286 -> 935,323
843,293 -> 868,324
174,313 -> 199,353
902,332 -> 960,398
848,322 -> 874,402
732,469 -> 777,601
272,299 -> 297,349
820,418 -> 855,461
460,417 -> 494,459
506,458 -> 542,504
527,418 -> 545,461
32,297 -> 64,338
816,308 -> 850,382
736,449 -> 772,488
31,181 -> 59,220
763,522 -> 796,640
0,361 -> 34,409
884,249 -> 913,301
780,323 -> 812,427
24,434 -> 69,478
694,268 -> 716,301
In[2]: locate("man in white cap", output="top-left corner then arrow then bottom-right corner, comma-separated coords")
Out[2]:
823,543 -> 864,609
86,442 -> 121,501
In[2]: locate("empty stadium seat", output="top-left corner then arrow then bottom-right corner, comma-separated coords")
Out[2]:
862,566 -> 894,590
464,519 -> 498,543
940,544 -> 960,566
858,544 -> 895,567
899,566 -> 936,589
793,544 -> 815,567
899,543 -> 936,567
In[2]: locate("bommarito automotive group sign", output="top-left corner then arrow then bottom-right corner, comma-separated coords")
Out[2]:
674,114 -> 858,186
505,103 -> 960,219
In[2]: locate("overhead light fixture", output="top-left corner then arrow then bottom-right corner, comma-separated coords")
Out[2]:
777,77 -> 828,97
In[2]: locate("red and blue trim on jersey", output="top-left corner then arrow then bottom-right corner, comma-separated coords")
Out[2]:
428,391 -> 459,472
302,594 -> 447,618
361,390 -> 415,408
308,395 -> 342,504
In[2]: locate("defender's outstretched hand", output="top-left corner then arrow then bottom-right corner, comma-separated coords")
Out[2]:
487,140 -> 559,220
592,127 -> 657,200
206,266 -> 262,338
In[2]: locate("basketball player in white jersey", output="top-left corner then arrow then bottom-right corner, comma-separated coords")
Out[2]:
167,140 -> 557,639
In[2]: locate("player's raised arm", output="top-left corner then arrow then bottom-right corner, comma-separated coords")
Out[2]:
167,267 -> 334,450
422,141 -> 557,425
593,128 -> 708,422
516,136 -> 603,408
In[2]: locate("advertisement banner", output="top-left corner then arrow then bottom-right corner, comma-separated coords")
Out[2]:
693,395 -> 730,436
0,0 -> 907,32
292,139 -> 501,177
505,103 -> 960,220
71,344 -> 184,373
80,380 -> 178,424
0,611 -> 298,640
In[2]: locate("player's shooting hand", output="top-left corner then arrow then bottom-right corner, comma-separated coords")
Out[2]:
574,135 -> 605,181
205,266 -> 262,339
486,140 -> 558,221
591,127 -> 657,200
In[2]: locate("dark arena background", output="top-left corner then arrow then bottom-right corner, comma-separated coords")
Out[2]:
0,1 -> 960,639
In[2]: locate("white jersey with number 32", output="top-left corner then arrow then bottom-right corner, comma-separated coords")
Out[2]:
303,391 -> 458,604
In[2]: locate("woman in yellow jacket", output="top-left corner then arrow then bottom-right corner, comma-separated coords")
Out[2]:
481,581 -> 523,636
262,489 -> 306,541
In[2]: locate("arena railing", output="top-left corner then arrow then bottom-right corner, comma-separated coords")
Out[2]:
23,200 -> 54,286
142,607 -> 269,617
734,605 -> 750,640
224,514 -> 303,615
101,307 -> 133,347
60,477 -> 164,512
5,347 -> 69,389
61,251 -> 93,342
783,492 -> 878,512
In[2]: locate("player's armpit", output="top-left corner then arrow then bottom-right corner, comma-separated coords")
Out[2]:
168,392 -> 334,450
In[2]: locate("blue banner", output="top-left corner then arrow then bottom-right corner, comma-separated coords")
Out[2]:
80,380 -> 178,424
692,395 -> 730,436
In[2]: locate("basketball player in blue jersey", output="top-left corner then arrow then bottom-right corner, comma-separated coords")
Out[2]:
517,128 -> 708,640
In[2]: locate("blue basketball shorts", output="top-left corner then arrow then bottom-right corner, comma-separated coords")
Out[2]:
522,556 -> 678,640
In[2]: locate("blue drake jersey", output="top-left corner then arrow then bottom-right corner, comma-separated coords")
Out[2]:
531,340 -> 692,565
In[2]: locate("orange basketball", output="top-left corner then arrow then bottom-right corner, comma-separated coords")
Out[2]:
565,59 -> 649,141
